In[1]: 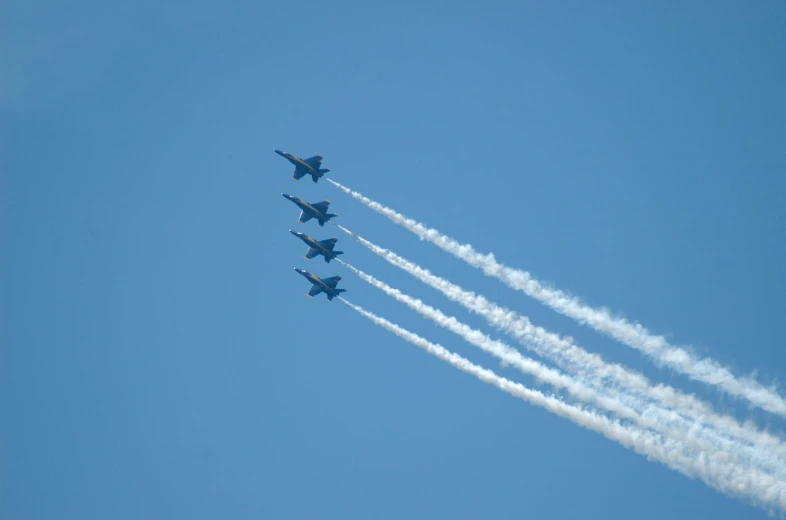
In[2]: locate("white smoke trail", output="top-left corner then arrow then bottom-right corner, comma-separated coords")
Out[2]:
341,298 -> 786,511
327,178 -> 786,417
339,259 -> 786,479
337,225 -> 786,462
339,259 -> 639,422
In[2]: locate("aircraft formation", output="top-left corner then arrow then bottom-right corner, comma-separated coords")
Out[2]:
276,150 -> 346,301
272,149 -> 786,514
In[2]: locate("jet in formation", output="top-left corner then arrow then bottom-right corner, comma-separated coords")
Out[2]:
290,231 -> 344,263
294,268 -> 346,301
274,150 -> 330,183
282,194 -> 337,227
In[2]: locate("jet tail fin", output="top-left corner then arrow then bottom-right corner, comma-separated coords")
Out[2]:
318,214 -> 337,227
310,169 -> 330,183
327,289 -> 346,300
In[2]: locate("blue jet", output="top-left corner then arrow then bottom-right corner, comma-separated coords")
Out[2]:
282,193 -> 337,227
290,231 -> 344,263
274,150 -> 330,183
294,268 -> 346,301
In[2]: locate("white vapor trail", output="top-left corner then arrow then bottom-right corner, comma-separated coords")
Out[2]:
339,259 -> 786,479
341,298 -> 786,511
337,225 -> 786,463
327,178 -> 786,417
338,259 -> 640,422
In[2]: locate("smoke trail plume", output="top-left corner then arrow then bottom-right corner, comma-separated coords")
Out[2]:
339,259 -> 786,478
339,259 -> 638,422
341,298 -> 786,511
337,225 -> 786,462
327,178 -> 786,417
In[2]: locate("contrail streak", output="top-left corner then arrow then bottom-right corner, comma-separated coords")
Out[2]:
341,298 -> 786,511
337,225 -> 786,462
339,259 -> 639,422
339,259 -> 786,478
327,178 -> 786,417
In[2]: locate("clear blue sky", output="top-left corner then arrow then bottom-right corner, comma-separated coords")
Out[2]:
3,1 -> 786,518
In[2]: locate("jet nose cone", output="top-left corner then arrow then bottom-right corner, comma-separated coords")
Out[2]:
274,150 -> 286,157
289,230 -> 299,236
281,193 -> 290,199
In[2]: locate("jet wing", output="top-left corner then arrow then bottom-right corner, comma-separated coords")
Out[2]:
303,155 -> 323,168
292,168 -> 308,180
310,201 -> 330,213
298,210 -> 313,223
305,247 -> 321,259
318,238 -> 338,250
307,284 -> 324,297
322,276 -> 341,288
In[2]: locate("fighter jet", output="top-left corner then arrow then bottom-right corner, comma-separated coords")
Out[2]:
294,268 -> 346,301
274,150 -> 330,183
282,193 -> 337,227
290,231 -> 344,263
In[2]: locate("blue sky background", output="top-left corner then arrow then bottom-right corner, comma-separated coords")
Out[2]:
3,1 -> 786,518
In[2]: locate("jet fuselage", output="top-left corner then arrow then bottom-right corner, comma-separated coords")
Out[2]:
282,194 -> 316,214
282,193 -> 336,226
275,150 -> 316,173
289,231 -> 342,262
289,229 -> 320,249
274,150 -> 329,183
294,268 -> 345,300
